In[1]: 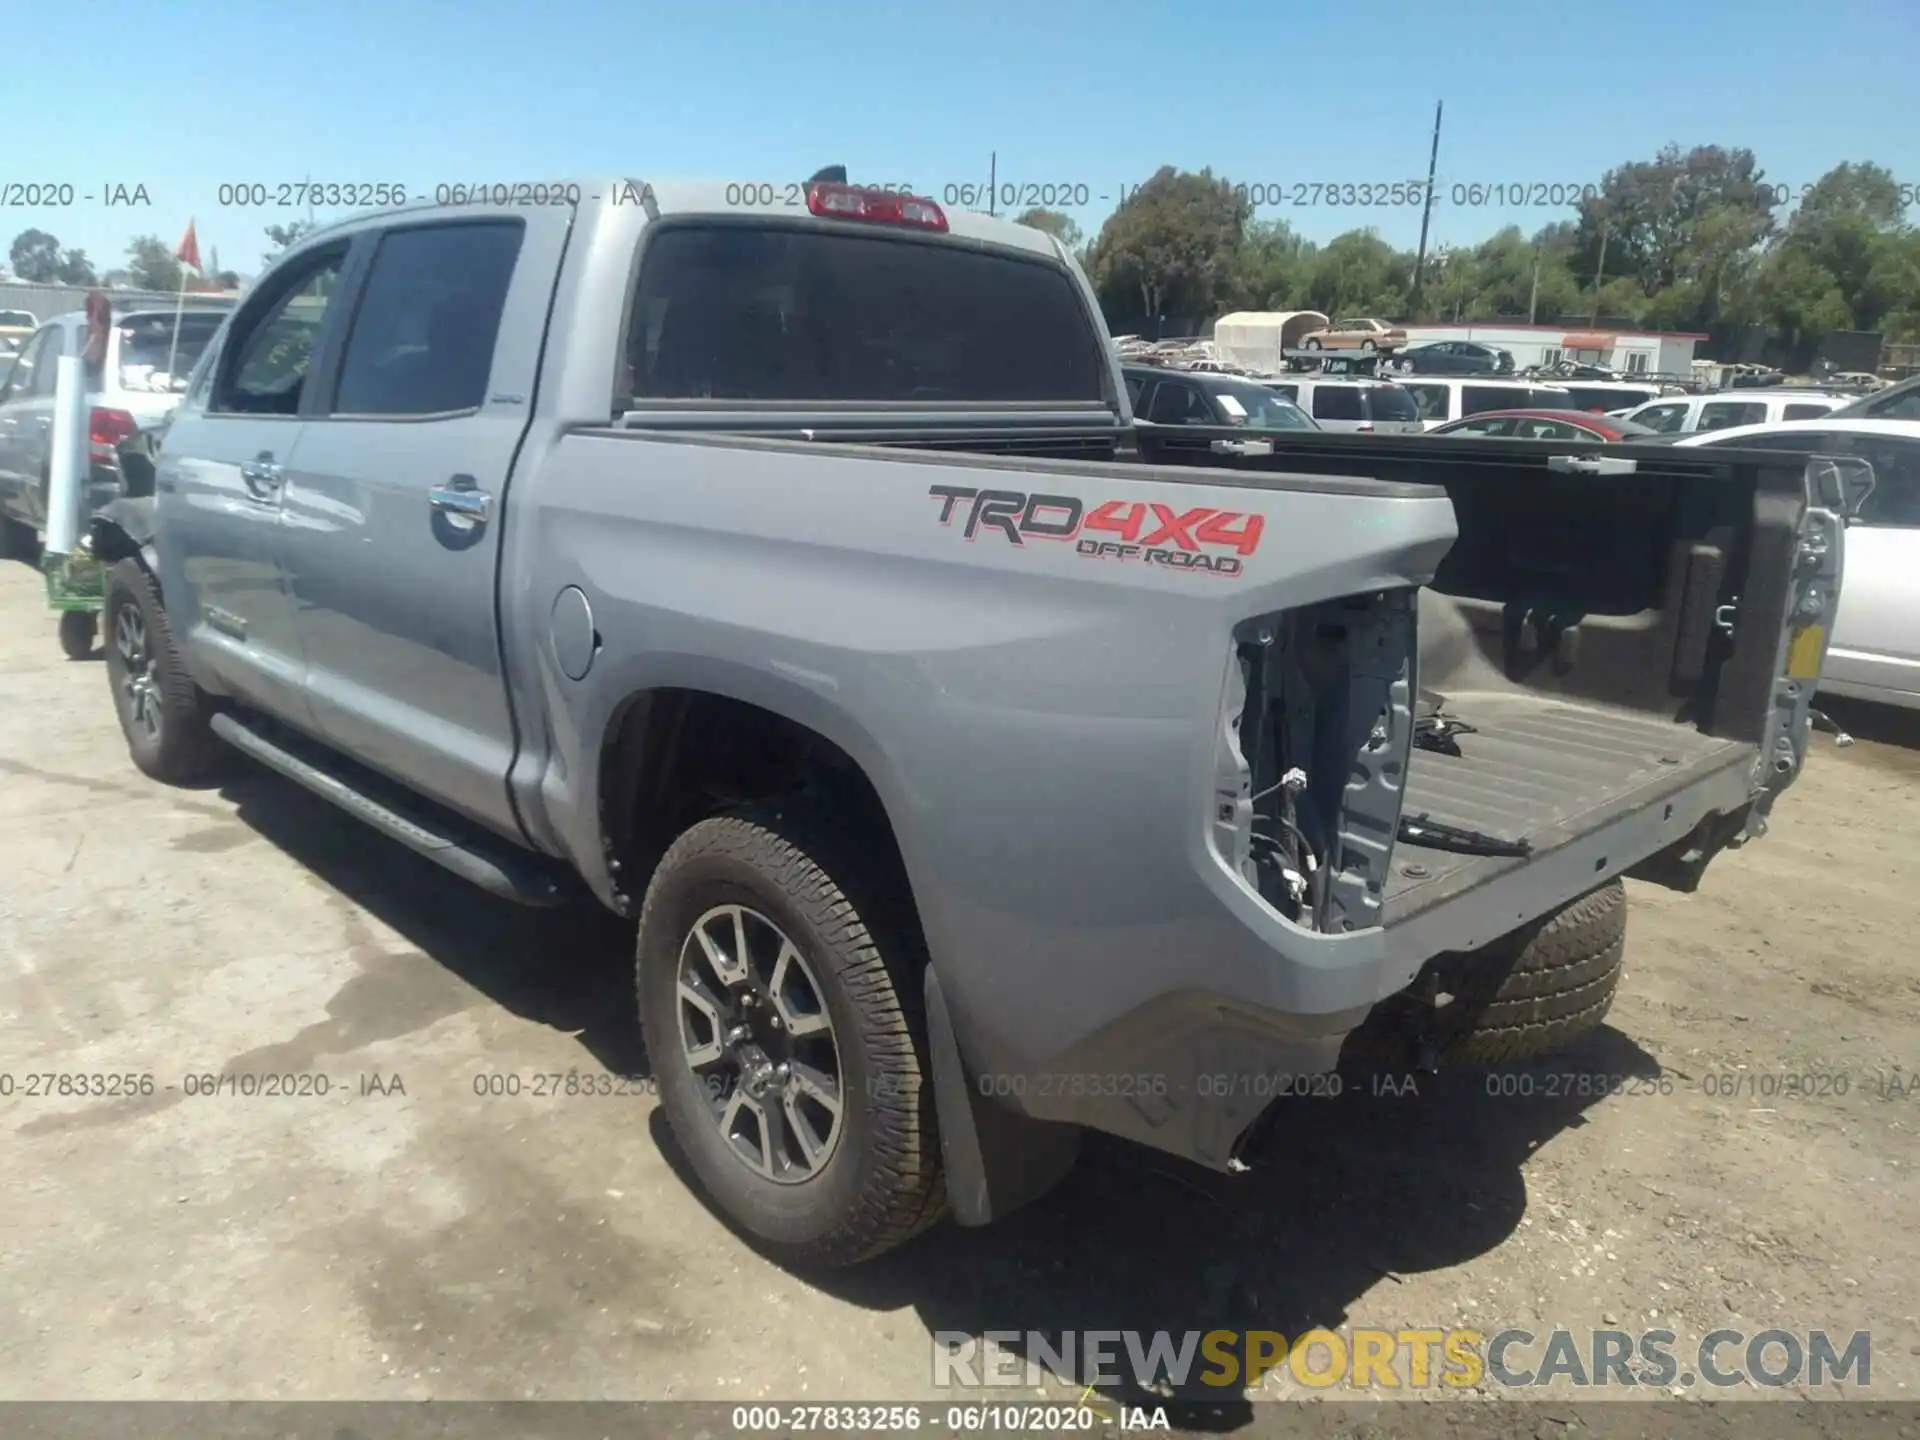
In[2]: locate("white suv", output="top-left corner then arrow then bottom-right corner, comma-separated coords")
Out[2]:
1622,390 -> 1846,435
1259,376 -> 1423,433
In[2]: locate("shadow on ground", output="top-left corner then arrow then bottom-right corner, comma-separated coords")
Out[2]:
217,756 -> 1657,1428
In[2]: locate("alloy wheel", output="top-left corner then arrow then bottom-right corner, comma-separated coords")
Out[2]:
113,602 -> 162,742
676,903 -> 845,1183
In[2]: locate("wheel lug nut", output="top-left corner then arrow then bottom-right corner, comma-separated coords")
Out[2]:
726,1024 -> 751,1046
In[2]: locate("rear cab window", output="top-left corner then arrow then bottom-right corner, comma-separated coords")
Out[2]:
115,312 -> 228,395
622,222 -> 1105,405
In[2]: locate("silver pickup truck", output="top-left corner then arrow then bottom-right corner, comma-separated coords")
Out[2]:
92,178 -> 1849,1268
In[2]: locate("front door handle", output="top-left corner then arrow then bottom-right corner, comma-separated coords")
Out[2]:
429,477 -> 492,524
239,452 -> 282,500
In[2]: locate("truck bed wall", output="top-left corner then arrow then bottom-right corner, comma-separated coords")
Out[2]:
1135,431 -> 1809,744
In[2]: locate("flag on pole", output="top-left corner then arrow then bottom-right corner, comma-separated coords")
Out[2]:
175,219 -> 202,275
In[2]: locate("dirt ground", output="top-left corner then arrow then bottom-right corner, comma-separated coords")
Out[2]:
2,556 -> 1916,1422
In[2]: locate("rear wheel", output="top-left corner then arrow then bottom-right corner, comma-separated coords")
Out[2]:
1304,338 -> 1322,351
103,560 -> 223,784
1361,339 -> 1377,354
58,610 -> 97,660
636,799 -> 945,1266
1439,881 -> 1627,1066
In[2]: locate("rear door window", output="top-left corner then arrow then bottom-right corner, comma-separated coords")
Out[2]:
1699,401 -> 1767,431
331,222 -> 523,416
624,223 -> 1103,404
1312,386 -> 1363,421
1783,402 -> 1834,421
1633,401 -> 1689,433
1462,385 -> 1522,416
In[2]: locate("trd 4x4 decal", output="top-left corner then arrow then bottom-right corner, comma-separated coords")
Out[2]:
927,485 -> 1263,577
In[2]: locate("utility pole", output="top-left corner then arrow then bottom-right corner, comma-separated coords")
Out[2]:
1528,250 -> 1541,324
1589,225 -> 1610,327
1408,100 -> 1443,319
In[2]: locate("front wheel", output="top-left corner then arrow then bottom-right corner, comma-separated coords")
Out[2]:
1361,339 -> 1377,353
103,560 -> 223,784
636,800 -> 945,1267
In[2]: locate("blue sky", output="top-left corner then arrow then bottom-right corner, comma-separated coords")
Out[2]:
9,0 -> 1918,280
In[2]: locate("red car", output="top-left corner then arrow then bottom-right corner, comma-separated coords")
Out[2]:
1430,409 -> 1662,441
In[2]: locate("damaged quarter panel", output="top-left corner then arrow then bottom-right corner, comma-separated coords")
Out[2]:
523,431 -> 1456,1155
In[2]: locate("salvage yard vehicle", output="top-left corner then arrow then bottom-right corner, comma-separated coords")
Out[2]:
0,299 -> 235,559
1301,316 -> 1407,352
1676,418 -> 1920,710
92,177 -> 1848,1268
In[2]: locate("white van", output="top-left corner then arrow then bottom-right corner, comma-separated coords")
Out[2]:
1258,376 -> 1423,433
1396,377 -> 1577,430
1622,390 -> 1847,435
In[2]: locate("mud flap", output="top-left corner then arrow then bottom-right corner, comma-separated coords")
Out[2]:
925,966 -> 1080,1228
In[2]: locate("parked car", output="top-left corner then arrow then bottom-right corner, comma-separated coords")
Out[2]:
1392,340 -> 1513,376
1397,376 -> 1576,429
1428,409 -> 1663,442
90,177 -> 1834,1268
1621,389 -> 1847,436
1125,364 -> 1317,432
1300,317 -> 1407,353
1676,418 -> 1920,710
0,308 -> 36,352
1258,375 -> 1422,433
0,301 -> 235,558
1831,373 -> 1920,421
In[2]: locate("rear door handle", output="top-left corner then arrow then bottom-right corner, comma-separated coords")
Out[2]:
429,477 -> 492,523
239,452 -> 282,500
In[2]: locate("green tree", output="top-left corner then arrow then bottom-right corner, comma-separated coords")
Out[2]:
125,235 -> 183,292
1085,166 -> 1250,328
263,220 -> 316,265
55,249 -> 97,286
1765,162 -> 1917,333
1573,144 -> 1776,325
9,228 -> 63,282
1225,219 -> 1312,310
1013,207 -> 1083,251
1303,230 -> 1410,317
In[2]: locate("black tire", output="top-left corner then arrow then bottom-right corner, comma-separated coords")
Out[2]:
636,799 -> 945,1267
58,610 -> 98,660
1304,338 -> 1322,351
103,559 -> 223,784
0,513 -> 37,563
1361,339 -> 1377,353
1438,880 -> 1627,1066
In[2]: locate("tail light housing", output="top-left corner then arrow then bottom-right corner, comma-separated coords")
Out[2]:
805,182 -> 948,232
89,407 -> 140,462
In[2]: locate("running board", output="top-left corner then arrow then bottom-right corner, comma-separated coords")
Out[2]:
210,712 -> 576,907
